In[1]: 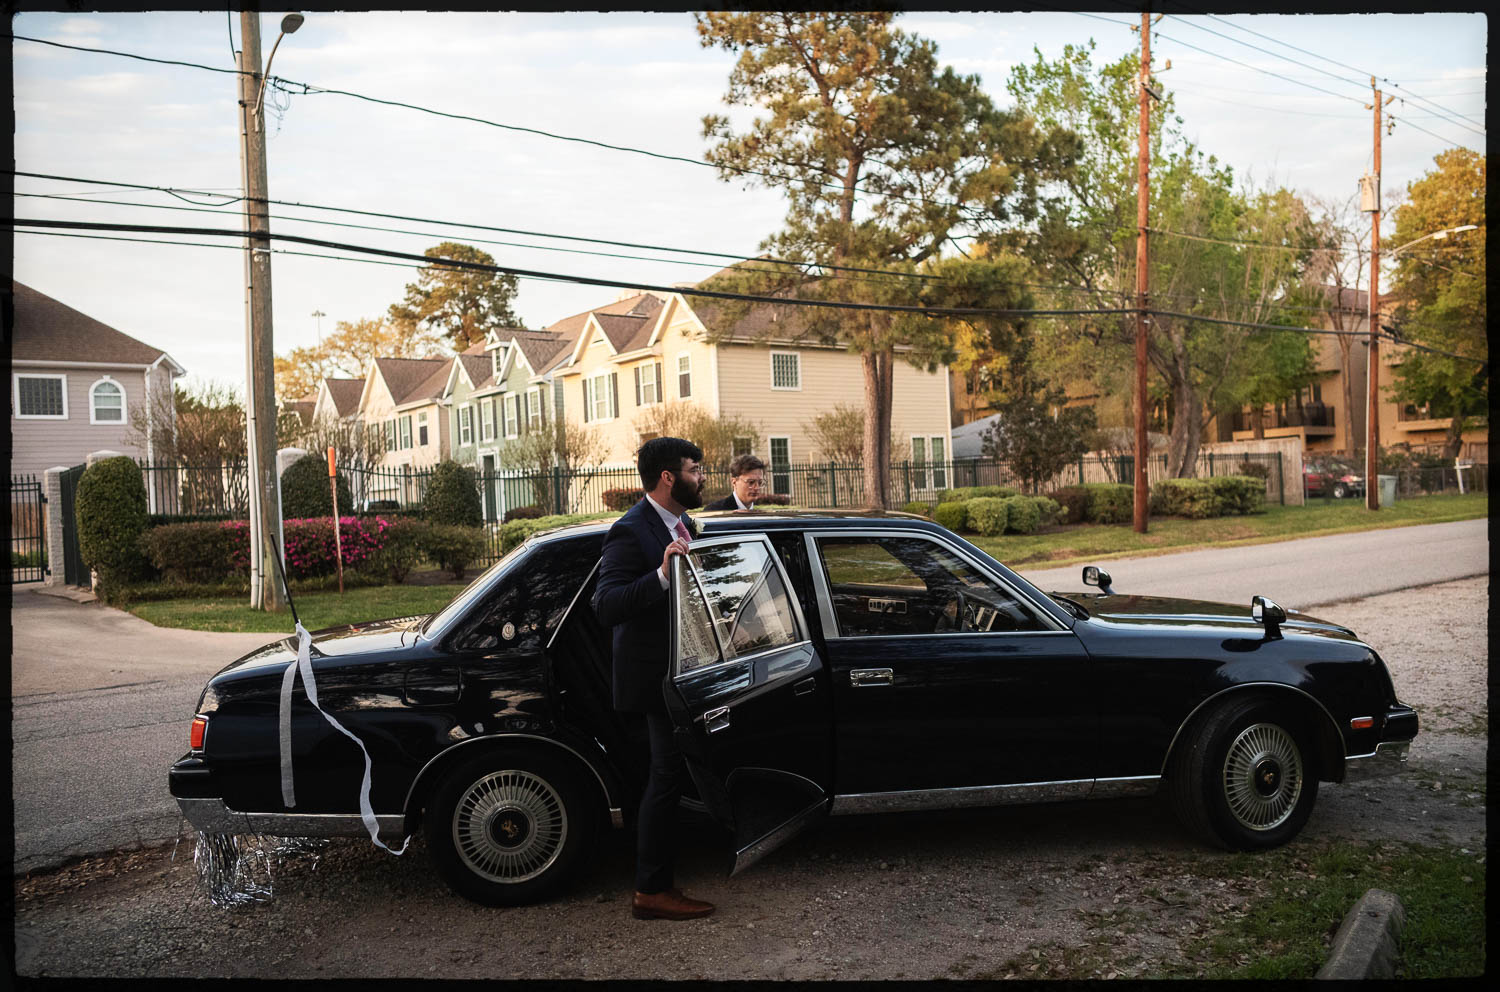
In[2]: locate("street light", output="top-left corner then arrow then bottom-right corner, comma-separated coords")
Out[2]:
253,13 -> 305,121
1364,223 -> 1479,510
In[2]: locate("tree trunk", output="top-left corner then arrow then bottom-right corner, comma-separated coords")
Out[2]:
1336,334 -> 1358,458
1250,406 -> 1265,439
861,351 -> 887,508
878,347 -> 894,507
1441,415 -> 1467,461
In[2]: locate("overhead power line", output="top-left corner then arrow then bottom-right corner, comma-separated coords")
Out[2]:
7,216 -> 1134,321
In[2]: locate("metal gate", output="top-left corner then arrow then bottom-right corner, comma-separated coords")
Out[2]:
59,463 -> 89,586
8,474 -> 47,584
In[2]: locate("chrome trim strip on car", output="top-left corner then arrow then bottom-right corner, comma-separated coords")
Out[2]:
800,528 -> 1068,639
1090,775 -> 1160,798
1157,682 -> 1345,778
830,778 -> 1093,815
730,797 -> 828,877
546,557 -> 602,653
176,797 -> 406,839
400,732 -> 620,824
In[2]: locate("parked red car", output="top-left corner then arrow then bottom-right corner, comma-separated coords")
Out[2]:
1304,456 -> 1365,499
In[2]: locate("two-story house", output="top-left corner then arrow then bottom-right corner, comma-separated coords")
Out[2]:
9,281 -> 185,482
356,356 -> 452,503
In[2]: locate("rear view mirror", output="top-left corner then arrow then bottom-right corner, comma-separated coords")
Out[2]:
1082,566 -> 1113,594
1251,595 -> 1286,639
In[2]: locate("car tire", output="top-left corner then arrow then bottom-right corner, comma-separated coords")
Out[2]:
1333,482 -> 1349,499
425,746 -> 598,906
1168,696 -> 1319,851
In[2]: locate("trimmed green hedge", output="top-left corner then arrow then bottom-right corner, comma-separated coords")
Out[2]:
422,460 -> 482,527
1048,486 -> 1088,525
938,484 -> 1018,503
901,501 -> 932,517
421,523 -> 487,580
1153,478 -> 1223,518
1207,475 -> 1267,515
500,511 -> 618,555
933,500 -> 969,532
77,456 -> 151,587
280,453 -> 352,519
966,497 -> 1009,537
361,517 -> 428,583
1081,483 -> 1134,524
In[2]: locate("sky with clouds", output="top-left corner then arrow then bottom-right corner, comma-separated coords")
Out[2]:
11,10 -> 1487,394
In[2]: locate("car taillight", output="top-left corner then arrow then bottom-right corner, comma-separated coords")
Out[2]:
190,716 -> 207,750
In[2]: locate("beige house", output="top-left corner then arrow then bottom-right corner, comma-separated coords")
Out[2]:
9,281 -> 185,480
356,356 -> 452,501
548,288 -> 953,498
310,377 -> 365,426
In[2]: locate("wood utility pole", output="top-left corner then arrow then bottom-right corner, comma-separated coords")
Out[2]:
1365,78 -> 1383,511
238,12 -> 286,611
1133,11 -> 1152,534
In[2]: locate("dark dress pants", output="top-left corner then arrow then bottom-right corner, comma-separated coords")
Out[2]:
635,709 -> 686,894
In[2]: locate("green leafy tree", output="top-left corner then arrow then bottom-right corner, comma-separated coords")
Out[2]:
421,460 -> 483,527
388,242 -> 525,351
695,11 -> 1073,506
1006,41 -> 1323,477
982,386 -> 1098,495
1386,148 -> 1487,458
279,452 -> 353,519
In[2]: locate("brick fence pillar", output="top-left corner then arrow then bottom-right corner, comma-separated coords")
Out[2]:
42,466 -> 67,587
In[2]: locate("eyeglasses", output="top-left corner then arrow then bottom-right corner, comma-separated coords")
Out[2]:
740,478 -> 766,489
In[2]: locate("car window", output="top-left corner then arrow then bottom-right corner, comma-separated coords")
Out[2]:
815,535 -> 1049,637
676,540 -> 801,672
449,537 -> 601,652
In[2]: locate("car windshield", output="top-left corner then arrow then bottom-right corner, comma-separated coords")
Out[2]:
418,542 -> 531,637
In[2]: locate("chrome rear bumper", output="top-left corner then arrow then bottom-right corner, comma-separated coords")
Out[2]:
1343,740 -> 1411,782
176,797 -> 407,839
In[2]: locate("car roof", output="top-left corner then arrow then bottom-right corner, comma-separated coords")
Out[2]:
527,508 -> 940,547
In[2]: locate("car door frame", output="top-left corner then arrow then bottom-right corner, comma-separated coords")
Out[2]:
801,527 -> 1099,807
664,531 -> 834,876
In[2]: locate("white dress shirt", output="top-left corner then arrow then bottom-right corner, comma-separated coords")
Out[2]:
645,494 -> 689,587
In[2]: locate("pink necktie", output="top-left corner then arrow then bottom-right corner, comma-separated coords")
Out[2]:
674,519 -> 691,544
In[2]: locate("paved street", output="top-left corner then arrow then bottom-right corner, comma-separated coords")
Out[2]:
9,518 -> 1490,875
1016,517 -> 1489,609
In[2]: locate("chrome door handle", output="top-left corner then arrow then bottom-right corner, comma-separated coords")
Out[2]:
849,668 -> 893,687
703,706 -> 731,733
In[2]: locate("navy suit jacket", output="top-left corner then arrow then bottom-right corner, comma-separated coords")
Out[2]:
701,494 -> 743,512
590,497 -> 698,714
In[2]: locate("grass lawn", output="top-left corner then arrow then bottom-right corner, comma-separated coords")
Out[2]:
128,582 -> 467,633
969,491 -> 1489,569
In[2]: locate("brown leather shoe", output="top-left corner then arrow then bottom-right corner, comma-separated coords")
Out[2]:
632,888 -> 715,920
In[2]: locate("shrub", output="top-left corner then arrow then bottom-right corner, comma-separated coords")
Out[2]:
1048,487 -> 1088,525
1000,495 -> 1042,535
1236,459 -> 1272,480
140,521 -> 240,583
933,500 -> 969,532
76,456 -> 152,587
1081,483 -> 1134,524
279,453 -> 352,519
1207,475 -> 1266,515
602,487 -> 645,511
421,524 -> 487,580
282,517 -> 387,578
901,501 -> 932,517
148,512 -> 235,527
503,504 -> 545,523
755,493 -> 792,506
422,461 -> 482,527
359,517 -> 429,583
1031,495 -> 1062,528
938,485 -> 1018,503
499,512 -> 616,554
1154,478 -> 1224,519
966,497 -> 1009,537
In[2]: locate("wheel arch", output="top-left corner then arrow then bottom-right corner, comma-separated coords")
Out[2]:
1160,682 -> 1347,783
401,732 -> 624,837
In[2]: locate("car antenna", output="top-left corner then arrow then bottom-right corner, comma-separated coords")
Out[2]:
267,541 -> 302,630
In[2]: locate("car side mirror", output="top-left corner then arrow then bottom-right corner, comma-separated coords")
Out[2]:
1082,566 -> 1113,595
1251,595 -> 1285,639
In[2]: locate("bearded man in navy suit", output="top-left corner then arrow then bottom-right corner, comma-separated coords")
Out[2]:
591,436 -> 715,920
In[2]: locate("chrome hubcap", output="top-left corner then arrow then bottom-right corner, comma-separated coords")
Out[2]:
1222,722 -> 1303,831
452,769 -> 567,883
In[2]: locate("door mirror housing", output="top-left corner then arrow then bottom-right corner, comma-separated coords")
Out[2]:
1251,595 -> 1286,638
1081,566 -> 1113,595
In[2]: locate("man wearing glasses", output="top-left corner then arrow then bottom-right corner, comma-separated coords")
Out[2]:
703,453 -> 766,511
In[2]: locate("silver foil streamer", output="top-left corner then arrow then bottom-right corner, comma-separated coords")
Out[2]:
190,830 -> 329,908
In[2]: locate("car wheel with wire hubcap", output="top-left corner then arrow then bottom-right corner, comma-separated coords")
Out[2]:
426,746 -> 597,906
1333,482 -> 1350,498
1169,696 -> 1319,851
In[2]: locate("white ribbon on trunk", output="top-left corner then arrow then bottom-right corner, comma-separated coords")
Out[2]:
278,621 -> 408,855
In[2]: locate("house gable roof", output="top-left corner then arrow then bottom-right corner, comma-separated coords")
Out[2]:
10,280 -> 186,373
364,356 -> 451,411
556,293 -> 666,369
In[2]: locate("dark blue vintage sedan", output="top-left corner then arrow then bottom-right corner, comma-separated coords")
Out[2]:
170,510 -> 1418,905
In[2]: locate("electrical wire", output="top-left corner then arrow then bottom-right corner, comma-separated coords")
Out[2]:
1385,112 -> 1481,150
13,33 -> 245,76
1151,30 -> 1369,107
1161,13 -> 1371,95
8,216 -> 1136,321
227,6 -> 235,64
1381,81 -> 1486,131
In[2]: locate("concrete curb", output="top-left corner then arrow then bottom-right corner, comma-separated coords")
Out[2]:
1316,888 -> 1405,979
30,584 -> 98,603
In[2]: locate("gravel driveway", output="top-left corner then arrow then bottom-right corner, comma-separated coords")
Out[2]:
13,577 -> 1486,980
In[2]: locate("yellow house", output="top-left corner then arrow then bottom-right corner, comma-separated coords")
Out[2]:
546,289 -> 954,497
356,356 -> 452,501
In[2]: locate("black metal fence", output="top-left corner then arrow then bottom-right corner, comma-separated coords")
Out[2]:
139,460 -> 249,517
8,475 -> 47,584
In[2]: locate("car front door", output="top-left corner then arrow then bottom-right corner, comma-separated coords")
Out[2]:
664,534 -> 833,875
806,530 -> 1097,803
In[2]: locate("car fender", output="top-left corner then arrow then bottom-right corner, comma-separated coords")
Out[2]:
1158,681 -> 1348,783
401,730 -> 626,835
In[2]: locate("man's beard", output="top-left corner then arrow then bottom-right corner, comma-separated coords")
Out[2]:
671,472 -> 704,509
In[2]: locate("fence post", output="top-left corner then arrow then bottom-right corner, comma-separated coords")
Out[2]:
827,461 -> 837,508
1275,452 -> 1284,505
902,460 -> 911,505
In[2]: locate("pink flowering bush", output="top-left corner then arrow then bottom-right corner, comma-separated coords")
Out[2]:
178,517 -> 393,580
